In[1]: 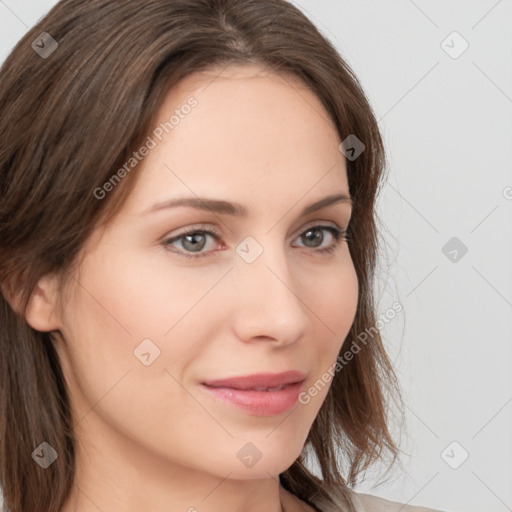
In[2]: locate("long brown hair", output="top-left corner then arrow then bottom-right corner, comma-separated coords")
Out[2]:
0,1 -> 405,511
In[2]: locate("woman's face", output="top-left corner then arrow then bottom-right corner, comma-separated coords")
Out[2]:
43,64 -> 358,484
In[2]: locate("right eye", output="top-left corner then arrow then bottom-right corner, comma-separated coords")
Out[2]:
163,227 -> 223,259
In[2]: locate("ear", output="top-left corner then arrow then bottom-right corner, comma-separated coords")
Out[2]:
2,273 -> 62,332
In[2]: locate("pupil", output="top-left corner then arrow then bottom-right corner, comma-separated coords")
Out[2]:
184,233 -> 206,252
304,228 -> 322,247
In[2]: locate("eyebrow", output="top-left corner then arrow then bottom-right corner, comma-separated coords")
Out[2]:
143,193 -> 353,218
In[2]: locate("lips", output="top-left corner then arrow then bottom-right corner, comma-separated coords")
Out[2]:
201,370 -> 306,391
200,372 -> 306,416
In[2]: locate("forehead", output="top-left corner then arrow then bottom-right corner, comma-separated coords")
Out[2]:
125,63 -> 348,211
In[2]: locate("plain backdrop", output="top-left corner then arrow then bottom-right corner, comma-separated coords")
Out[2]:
1,1 -> 511,512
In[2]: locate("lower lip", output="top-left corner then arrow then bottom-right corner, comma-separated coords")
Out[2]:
200,381 -> 304,416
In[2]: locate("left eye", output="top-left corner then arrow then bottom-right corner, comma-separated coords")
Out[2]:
163,224 -> 348,259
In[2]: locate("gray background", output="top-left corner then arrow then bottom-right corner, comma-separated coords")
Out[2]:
1,1 -> 511,511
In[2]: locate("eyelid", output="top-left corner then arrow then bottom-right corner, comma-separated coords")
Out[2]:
167,223 -> 221,239
300,219 -> 342,232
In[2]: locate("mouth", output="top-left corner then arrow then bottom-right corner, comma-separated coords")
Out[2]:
203,382 -> 300,392
201,370 -> 306,391
200,371 -> 306,416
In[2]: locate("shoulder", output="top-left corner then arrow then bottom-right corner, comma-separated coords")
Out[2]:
349,489 -> 447,512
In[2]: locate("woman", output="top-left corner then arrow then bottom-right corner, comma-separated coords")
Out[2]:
0,1 -> 446,511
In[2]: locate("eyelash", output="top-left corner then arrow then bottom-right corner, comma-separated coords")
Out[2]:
163,224 -> 349,260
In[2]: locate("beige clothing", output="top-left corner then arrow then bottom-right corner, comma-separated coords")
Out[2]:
310,487 -> 446,512
351,491 -> 445,512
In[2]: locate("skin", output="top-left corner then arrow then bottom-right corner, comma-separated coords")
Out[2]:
24,64 -> 358,512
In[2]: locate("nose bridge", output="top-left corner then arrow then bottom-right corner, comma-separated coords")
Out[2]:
230,233 -> 309,342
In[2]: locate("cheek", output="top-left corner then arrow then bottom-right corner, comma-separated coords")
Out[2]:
297,259 -> 358,408
324,262 -> 358,329
59,256 -> 215,458
90,247 -> 225,341
61,248 -> 226,404
307,257 -> 359,349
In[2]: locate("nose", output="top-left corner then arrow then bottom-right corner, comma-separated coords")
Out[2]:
229,240 -> 311,346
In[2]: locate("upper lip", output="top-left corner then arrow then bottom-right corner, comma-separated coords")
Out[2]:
202,370 -> 306,390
